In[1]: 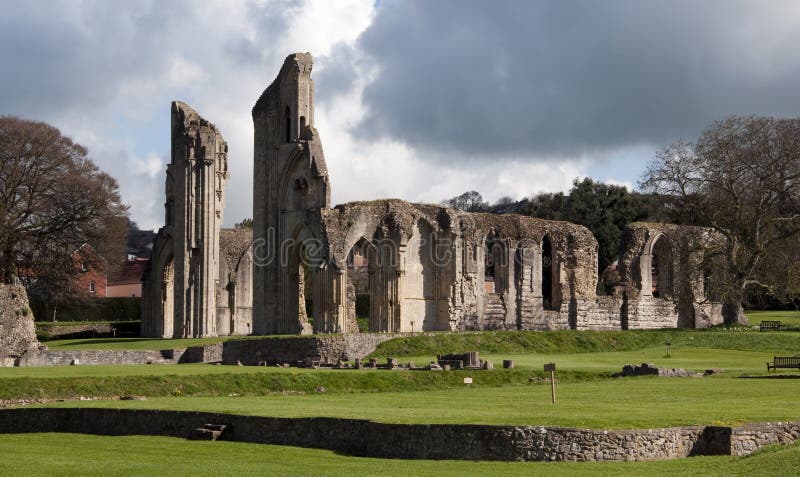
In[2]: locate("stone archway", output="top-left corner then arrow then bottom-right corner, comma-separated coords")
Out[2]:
401,219 -> 437,332
641,234 -> 674,299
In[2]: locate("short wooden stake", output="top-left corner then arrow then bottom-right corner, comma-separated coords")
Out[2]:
544,362 -> 556,405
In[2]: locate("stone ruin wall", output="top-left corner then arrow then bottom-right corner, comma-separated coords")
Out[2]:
216,228 -> 254,336
140,52 -> 725,337
0,285 -> 39,366
615,223 -> 726,329
319,200 -> 602,333
2,408 -> 797,462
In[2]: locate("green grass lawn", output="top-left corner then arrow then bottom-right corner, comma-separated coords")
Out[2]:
7,327 -> 800,475
1,433 -> 799,476
746,310 -> 800,327
398,346 -> 775,374
35,376 -> 800,428
0,344 -> 788,404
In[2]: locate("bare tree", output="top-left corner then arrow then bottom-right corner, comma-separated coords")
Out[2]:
0,116 -> 128,305
641,116 -> 800,324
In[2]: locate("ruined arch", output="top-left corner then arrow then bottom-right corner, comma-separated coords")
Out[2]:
285,223 -> 322,334
146,231 -> 175,338
483,231 -> 501,294
402,218 -> 438,331
162,256 -> 175,338
641,233 -> 674,299
346,236 -> 376,332
541,234 -> 558,311
217,239 -> 254,336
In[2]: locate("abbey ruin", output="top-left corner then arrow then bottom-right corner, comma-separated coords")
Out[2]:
141,53 -> 725,338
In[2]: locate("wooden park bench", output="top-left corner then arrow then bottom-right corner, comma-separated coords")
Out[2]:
760,320 -> 782,332
767,356 -> 800,372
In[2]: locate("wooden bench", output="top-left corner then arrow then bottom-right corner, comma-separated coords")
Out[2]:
767,356 -> 800,372
760,320 -> 782,332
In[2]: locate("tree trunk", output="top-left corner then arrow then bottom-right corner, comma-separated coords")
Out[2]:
722,284 -> 749,326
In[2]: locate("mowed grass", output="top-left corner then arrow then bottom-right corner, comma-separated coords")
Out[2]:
35,376 -> 800,429
746,310 -> 800,327
0,344 -> 787,402
2,433 -> 800,477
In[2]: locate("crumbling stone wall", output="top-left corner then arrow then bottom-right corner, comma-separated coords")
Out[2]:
0,285 -> 38,365
315,199 -> 600,333
1,408 -> 796,462
614,223 -> 725,329
142,52 -> 727,338
216,228 -> 254,335
142,102 -> 252,338
221,333 -> 414,365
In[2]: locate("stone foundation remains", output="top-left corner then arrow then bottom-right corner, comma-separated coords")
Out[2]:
0,408 -> 796,462
10,334 -> 407,367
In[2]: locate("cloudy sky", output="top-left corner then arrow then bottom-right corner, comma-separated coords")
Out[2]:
3,0 -> 800,230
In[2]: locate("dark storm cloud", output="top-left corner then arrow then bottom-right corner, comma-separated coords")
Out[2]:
0,1 -> 170,118
0,1 -> 292,120
351,0 -> 800,159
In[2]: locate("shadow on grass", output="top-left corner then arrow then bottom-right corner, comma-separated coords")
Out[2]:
53,338 -> 164,347
739,374 -> 800,379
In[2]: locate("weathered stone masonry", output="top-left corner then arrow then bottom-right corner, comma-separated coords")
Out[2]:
142,52 -> 725,337
0,285 -> 38,366
1,408 -> 796,462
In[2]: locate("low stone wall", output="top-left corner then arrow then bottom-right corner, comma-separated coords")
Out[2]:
730,422 -> 800,455
16,349 -> 175,366
221,333 -> 411,365
578,296 -> 623,331
37,323 -> 115,339
626,298 -> 679,329
0,408 -> 796,461
15,343 -> 228,367
11,333 -> 404,367
178,343 -> 223,364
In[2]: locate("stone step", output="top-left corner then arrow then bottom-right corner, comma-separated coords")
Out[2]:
190,423 -> 227,441
203,423 -> 227,432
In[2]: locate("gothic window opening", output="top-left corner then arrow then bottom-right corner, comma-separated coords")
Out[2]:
484,235 -> 496,294
650,236 -> 674,299
542,235 -> 555,310
347,238 -> 373,333
285,106 -> 292,143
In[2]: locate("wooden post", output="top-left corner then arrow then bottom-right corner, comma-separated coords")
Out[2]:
544,362 -> 556,404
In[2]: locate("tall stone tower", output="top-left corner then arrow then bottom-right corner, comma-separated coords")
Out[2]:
171,101 -> 228,337
252,52 -> 331,334
141,102 -> 228,338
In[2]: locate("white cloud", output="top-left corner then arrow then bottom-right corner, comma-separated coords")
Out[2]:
7,0 -> 799,233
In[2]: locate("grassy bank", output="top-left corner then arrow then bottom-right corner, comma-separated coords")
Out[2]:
29,376 -> 800,429
0,367 -> 602,401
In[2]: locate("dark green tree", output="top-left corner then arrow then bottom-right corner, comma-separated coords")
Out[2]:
523,178 -> 667,277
